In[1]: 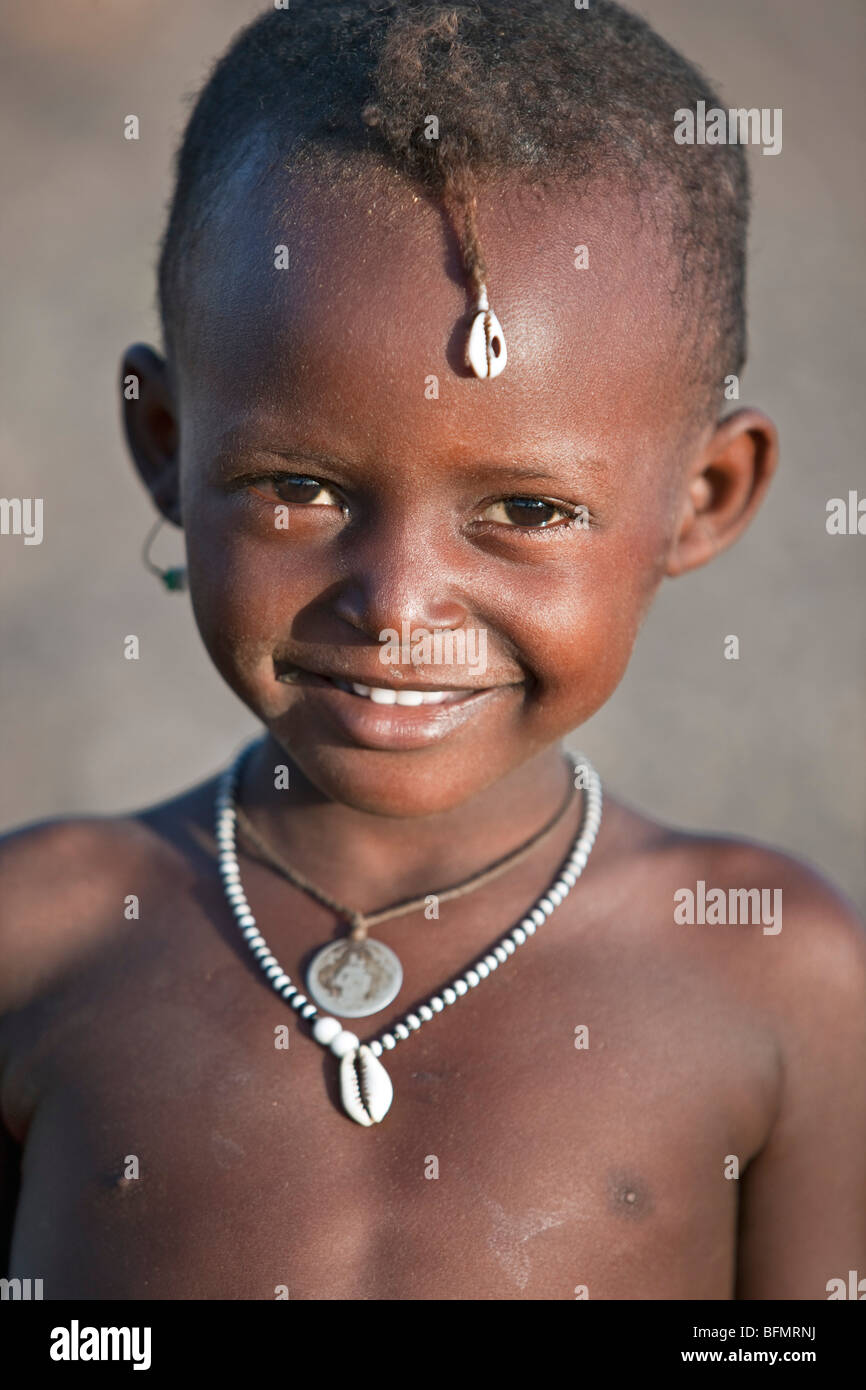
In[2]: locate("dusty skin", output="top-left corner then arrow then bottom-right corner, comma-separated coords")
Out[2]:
1,171 -> 864,1298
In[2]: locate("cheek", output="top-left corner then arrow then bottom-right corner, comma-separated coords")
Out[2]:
510,526 -> 664,722
181,492 -> 310,709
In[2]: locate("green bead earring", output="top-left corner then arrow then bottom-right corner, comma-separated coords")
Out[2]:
142,515 -> 187,592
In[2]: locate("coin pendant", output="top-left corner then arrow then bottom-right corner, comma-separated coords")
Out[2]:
306,938 -> 403,1018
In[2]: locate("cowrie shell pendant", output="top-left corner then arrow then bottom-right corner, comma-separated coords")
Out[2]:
339,1044 -> 394,1126
465,284 -> 507,379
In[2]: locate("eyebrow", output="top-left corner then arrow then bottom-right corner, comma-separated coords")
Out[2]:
213,437 -> 608,484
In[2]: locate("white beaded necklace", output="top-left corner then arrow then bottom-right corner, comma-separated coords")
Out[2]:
215,738 -> 603,1126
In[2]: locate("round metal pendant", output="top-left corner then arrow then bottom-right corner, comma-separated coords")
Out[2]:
306,938 -> 403,1019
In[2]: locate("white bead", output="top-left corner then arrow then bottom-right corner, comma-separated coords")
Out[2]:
475,961 -> 490,979
271,972 -> 290,990
502,939 -> 516,955
465,970 -> 480,988
454,980 -> 468,996
494,946 -> 509,963
523,919 -> 537,936
419,1005 -> 434,1021
430,997 -> 445,1013
329,1030 -> 360,1057
382,1034 -> 397,1050
280,985 -> 296,999
259,954 -> 277,969
561,869 -> 577,888
539,897 -> 555,915
300,1003 -> 317,1020
442,988 -> 457,1005
530,907 -> 546,927
290,994 -> 308,1010
406,1014 -> 421,1030
237,913 -> 255,928
313,1016 -> 342,1046
394,1023 -> 409,1040
512,928 -> 527,945
369,1040 -> 383,1057
483,954 -> 499,971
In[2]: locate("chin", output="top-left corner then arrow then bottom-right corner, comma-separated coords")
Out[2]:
276,741 -> 511,819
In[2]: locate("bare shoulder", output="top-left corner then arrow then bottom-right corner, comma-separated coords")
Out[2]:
674,823 -> 865,956
605,795 -> 866,1027
0,773 -> 220,1014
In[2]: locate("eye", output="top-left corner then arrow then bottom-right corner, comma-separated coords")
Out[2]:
249,474 -> 344,508
480,496 -> 577,528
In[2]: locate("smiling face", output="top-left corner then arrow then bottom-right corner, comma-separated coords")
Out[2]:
125,159 -> 775,817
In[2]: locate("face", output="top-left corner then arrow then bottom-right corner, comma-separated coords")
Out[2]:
124,163 -> 776,817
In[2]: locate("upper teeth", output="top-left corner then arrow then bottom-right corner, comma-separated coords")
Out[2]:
336,680 -> 454,705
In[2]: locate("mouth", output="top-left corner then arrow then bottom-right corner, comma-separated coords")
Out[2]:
325,676 -> 476,706
273,660 -> 523,750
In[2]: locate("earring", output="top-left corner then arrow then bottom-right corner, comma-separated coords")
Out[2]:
142,515 -> 187,591
465,283 -> 507,379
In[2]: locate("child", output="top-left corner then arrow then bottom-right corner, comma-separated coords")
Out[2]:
1,0 -> 863,1301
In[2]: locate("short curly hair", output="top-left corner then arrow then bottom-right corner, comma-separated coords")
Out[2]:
157,0 -> 750,417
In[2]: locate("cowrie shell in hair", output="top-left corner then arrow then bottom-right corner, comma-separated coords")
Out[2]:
466,306 -> 507,379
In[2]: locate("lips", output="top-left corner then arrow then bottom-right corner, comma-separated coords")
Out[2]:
275,660 -> 489,701
273,660 -> 522,751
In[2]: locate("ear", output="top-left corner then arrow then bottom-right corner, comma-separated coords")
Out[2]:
120,344 -> 182,526
665,408 -> 779,578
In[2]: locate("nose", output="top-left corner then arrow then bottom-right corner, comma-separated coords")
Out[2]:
331,510 -> 470,642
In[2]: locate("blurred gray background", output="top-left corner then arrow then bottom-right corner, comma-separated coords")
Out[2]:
1,0 -> 863,907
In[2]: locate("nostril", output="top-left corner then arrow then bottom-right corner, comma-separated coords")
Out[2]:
274,659 -> 302,683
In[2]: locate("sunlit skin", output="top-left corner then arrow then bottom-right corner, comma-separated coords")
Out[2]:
123,166 -> 777,884
0,164 -> 863,1301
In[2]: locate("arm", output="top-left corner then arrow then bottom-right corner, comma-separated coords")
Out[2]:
0,1115 -> 21,1276
0,818 -> 103,1278
735,879 -> 866,1299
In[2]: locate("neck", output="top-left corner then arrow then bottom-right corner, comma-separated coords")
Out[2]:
235,734 -> 578,914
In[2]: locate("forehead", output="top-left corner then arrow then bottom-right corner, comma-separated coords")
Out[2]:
177,161 -> 697,464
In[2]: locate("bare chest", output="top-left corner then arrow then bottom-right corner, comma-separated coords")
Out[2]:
7,886 -> 774,1299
